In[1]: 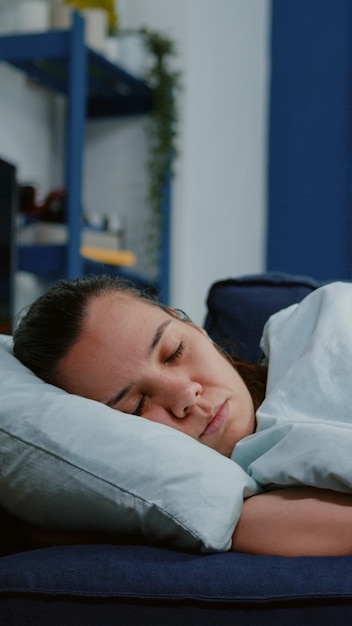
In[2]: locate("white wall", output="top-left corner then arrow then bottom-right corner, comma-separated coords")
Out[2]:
183,0 -> 270,322
117,0 -> 271,323
0,0 -> 271,323
0,0 -> 52,190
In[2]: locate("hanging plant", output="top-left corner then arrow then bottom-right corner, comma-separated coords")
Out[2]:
117,27 -> 181,275
64,0 -> 119,34
139,28 -> 181,272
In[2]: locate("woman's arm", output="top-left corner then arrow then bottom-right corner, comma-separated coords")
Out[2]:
6,488 -> 352,556
232,487 -> 352,556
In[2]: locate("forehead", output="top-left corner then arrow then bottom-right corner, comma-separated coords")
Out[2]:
80,292 -> 175,360
58,292 -> 169,397
85,292 -> 164,333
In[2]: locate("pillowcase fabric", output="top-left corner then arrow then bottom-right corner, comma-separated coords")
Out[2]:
0,334 -> 258,553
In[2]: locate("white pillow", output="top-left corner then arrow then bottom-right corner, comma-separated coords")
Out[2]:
0,334 -> 258,552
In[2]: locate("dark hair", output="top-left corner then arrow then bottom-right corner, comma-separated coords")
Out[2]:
13,274 -> 161,386
14,274 -> 267,409
231,358 -> 267,412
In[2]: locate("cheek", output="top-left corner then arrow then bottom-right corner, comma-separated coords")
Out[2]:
141,408 -> 178,430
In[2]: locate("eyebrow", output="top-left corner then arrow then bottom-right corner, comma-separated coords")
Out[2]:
148,319 -> 171,355
105,319 -> 171,408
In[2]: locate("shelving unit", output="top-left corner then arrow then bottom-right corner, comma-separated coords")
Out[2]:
0,12 -> 171,301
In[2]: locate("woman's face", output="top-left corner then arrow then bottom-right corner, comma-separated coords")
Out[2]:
58,293 -> 256,457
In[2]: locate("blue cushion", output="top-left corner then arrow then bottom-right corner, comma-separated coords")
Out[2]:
204,272 -> 320,361
1,545 -> 352,623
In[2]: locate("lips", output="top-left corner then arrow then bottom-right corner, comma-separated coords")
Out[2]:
201,400 -> 228,437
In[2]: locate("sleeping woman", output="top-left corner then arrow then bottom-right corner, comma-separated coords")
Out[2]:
13,274 -> 352,556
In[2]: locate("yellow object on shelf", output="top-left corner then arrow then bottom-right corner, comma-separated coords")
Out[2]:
81,245 -> 136,267
64,0 -> 118,33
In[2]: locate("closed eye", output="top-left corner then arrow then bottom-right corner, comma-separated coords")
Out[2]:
133,394 -> 147,416
133,342 -> 185,415
166,341 -> 185,363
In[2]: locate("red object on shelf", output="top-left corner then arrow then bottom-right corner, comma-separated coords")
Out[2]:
19,186 -> 66,222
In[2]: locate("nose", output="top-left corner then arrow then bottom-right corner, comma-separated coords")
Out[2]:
158,376 -> 202,418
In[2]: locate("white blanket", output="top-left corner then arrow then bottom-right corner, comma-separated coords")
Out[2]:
232,282 -> 352,493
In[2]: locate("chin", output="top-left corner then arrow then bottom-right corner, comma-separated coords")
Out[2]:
205,440 -> 233,458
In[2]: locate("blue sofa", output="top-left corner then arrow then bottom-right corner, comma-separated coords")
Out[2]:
1,272 -> 352,624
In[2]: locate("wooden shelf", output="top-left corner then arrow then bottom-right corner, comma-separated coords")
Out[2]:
81,246 -> 136,267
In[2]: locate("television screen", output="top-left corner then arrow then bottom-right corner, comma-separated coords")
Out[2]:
0,158 -> 17,334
